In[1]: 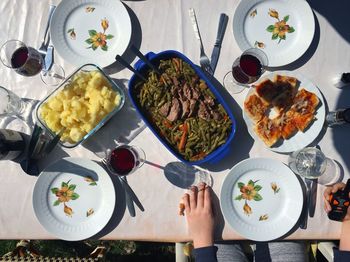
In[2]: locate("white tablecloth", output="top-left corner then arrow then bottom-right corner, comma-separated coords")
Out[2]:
0,0 -> 350,241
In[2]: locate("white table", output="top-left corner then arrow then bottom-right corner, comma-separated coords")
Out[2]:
0,0 -> 349,241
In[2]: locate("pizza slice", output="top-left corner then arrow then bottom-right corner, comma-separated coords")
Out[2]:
271,75 -> 299,110
292,88 -> 320,114
277,111 -> 298,139
254,116 -> 281,147
244,93 -> 269,122
286,108 -> 316,132
254,79 -> 278,104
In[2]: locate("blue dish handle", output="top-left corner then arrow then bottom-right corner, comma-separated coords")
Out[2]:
134,52 -> 157,70
208,146 -> 231,164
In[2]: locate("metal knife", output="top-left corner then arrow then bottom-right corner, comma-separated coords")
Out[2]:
120,176 -> 136,217
210,13 -> 228,74
308,178 -> 317,217
44,44 -> 54,72
120,176 -> 145,212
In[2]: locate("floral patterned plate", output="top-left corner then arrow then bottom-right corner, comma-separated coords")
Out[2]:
220,158 -> 303,241
32,157 -> 116,241
50,0 -> 131,67
233,0 -> 315,67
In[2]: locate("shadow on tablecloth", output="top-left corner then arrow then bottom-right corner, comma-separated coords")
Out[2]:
82,79 -> 146,158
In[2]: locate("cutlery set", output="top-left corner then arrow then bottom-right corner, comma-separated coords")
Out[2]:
189,8 -> 228,76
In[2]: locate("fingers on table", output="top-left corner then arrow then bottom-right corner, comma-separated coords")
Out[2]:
189,186 -> 198,209
197,183 -> 206,208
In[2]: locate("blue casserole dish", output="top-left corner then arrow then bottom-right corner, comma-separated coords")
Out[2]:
128,50 -> 236,165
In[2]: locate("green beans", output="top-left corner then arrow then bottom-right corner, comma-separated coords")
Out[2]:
136,58 -> 232,161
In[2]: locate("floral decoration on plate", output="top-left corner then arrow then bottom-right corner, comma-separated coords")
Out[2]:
266,9 -> 295,43
86,208 -> 94,217
259,214 -> 269,221
254,41 -> 265,49
84,176 -> 97,186
67,28 -> 76,40
234,180 -> 263,216
85,18 -> 114,51
250,9 -> 257,18
85,6 -> 95,13
51,180 -> 80,217
271,182 -> 280,194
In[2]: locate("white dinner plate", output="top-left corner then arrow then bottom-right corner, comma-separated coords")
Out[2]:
51,0 -> 131,67
220,158 -> 303,242
243,70 -> 325,153
233,0 -> 315,67
33,157 -> 116,241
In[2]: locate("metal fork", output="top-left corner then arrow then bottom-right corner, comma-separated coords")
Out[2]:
188,8 -> 213,75
38,5 -> 56,58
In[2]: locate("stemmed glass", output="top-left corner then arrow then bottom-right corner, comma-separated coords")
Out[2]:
0,40 -> 64,86
288,147 -> 340,185
223,48 -> 268,94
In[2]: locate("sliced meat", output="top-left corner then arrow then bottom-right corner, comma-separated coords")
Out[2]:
159,102 -> 171,117
182,83 -> 192,99
180,100 -> 190,119
172,77 -> 180,87
198,102 -> 211,121
212,111 -> 221,121
167,98 -> 181,122
204,95 -> 214,106
188,99 -> 197,117
191,87 -> 201,100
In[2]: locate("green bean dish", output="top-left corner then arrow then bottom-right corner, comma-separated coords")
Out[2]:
135,58 -> 232,161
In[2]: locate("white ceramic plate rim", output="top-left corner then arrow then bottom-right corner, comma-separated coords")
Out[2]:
243,70 -> 325,153
51,0 -> 131,67
220,158 -> 303,241
233,0 -> 315,67
32,157 -> 116,241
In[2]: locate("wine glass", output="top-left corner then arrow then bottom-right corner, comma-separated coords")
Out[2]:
288,147 -> 340,185
223,48 -> 268,94
0,40 -> 65,86
104,145 -> 146,176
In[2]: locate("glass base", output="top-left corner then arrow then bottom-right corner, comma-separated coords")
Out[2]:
163,162 -> 213,189
223,71 -> 247,94
40,63 -> 65,86
317,158 -> 341,185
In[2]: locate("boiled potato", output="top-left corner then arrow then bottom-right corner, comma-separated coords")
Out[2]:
40,70 -> 121,143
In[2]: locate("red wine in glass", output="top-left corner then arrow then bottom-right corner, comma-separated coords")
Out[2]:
11,46 -> 43,76
109,146 -> 138,176
232,54 -> 263,84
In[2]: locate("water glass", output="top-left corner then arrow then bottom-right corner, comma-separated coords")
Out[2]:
223,48 -> 268,94
288,147 -> 340,185
0,86 -> 25,116
105,145 -> 145,176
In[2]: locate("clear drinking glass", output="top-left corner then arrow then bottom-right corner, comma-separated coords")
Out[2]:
0,40 -> 64,86
0,86 -> 32,133
0,86 -> 26,116
223,48 -> 268,94
288,147 -> 340,185
104,145 -> 146,176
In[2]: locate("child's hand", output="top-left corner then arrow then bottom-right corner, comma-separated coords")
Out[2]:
323,182 -> 350,221
182,183 -> 214,248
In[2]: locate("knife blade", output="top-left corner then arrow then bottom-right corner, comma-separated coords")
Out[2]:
120,176 -> 136,217
44,44 -> 54,72
120,176 -> 145,212
308,178 -> 317,217
210,13 -> 228,74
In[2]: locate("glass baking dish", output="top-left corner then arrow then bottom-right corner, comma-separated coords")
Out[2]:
36,64 -> 125,148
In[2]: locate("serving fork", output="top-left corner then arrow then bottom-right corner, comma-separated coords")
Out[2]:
188,8 -> 214,75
